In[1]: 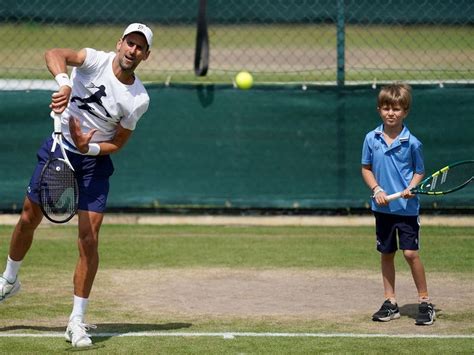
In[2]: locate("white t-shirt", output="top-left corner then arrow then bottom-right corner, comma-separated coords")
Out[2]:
58,48 -> 149,149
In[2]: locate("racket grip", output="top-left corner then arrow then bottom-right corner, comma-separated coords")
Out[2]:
53,113 -> 62,133
386,191 -> 402,202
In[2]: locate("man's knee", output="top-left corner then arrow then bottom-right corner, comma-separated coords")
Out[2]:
17,201 -> 42,230
78,232 -> 98,250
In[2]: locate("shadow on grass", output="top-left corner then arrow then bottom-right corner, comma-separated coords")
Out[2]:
0,322 -> 193,351
91,322 -> 194,344
0,322 -> 192,334
399,303 -> 439,320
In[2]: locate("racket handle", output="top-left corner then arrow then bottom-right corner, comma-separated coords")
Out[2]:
52,113 -> 62,133
386,191 -> 402,202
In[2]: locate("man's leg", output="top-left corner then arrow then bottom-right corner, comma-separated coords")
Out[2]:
1,198 -> 43,303
9,197 -> 44,261
65,209 -> 103,347
73,210 -> 104,303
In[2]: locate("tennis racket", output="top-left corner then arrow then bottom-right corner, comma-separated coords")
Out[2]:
39,113 -> 79,223
386,160 -> 474,201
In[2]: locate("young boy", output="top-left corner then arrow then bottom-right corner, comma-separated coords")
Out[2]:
361,83 -> 435,325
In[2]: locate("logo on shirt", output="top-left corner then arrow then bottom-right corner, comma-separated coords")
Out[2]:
71,83 -> 111,121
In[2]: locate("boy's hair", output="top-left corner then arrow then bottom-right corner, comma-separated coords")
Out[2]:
377,83 -> 412,111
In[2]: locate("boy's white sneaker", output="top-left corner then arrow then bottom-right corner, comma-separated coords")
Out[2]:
0,276 -> 21,303
64,316 -> 96,347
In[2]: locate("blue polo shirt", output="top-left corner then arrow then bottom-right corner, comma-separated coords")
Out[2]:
361,124 -> 424,216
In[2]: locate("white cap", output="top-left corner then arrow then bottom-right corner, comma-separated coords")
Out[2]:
122,23 -> 153,48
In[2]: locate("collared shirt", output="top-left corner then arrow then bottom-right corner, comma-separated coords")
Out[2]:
361,124 -> 424,216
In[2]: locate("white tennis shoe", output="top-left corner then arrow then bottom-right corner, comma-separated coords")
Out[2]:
64,316 -> 96,347
0,276 -> 21,303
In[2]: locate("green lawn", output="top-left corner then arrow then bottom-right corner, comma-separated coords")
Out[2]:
0,224 -> 472,353
2,336 -> 472,354
0,225 -> 471,272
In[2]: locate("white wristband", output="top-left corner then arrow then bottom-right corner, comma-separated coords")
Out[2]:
85,143 -> 101,156
373,187 -> 385,197
55,73 -> 72,88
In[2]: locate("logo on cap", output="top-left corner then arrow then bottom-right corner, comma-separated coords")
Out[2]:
123,23 -> 153,48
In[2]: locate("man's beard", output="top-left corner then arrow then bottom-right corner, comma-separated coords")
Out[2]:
119,56 -> 136,71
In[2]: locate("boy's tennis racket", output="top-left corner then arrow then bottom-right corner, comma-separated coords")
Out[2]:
386,160 -> 474,201
39,113 -> 79,223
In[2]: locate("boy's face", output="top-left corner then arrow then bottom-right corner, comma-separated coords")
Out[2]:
377,104 -> 408,129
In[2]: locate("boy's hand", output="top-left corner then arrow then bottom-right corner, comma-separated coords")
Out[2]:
401,188 -> 415,199
373,188 -> 389,206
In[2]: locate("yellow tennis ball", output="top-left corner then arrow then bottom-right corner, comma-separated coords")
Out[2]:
235,71 -> 253,90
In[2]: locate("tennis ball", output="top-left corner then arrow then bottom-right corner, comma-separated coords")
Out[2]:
235,71 -> 253,90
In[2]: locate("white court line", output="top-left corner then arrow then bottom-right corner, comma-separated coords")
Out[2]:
0,332 -> 472,339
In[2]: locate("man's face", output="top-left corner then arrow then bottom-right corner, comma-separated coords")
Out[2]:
116,33 -> 150,72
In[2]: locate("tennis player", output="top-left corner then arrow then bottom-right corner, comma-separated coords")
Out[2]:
0,23 -> 152,347
361,83 -> 435,326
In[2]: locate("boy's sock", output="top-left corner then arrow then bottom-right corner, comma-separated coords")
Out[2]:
418,292 -> 430,303
384,294 -> 397,304
3,256 -> 22,283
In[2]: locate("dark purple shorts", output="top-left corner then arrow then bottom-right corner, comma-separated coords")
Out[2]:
373,211 -> 420,253
27,137 -> 114,213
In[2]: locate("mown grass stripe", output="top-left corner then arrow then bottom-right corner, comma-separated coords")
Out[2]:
0,332 -> 472,339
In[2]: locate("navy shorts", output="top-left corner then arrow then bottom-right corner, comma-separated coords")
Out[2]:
27,137 -> 114,213
374,211 -> 420,253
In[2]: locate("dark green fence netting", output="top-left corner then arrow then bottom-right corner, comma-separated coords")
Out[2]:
0,84 -> 472,211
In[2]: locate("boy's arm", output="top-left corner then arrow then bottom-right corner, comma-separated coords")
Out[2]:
402,143 -> 425,199
361,164 -> 388,205
402,172 -> 425,199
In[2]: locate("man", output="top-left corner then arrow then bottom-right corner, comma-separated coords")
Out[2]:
0,23 -> 153,347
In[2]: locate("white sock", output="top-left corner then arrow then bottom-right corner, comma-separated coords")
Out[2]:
3,256 -> 22,283
419,296 -> 430,303
69,295 -> 89,321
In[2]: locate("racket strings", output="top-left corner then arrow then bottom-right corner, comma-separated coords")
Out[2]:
422,163 -> 473,193
40,159 -> 78,221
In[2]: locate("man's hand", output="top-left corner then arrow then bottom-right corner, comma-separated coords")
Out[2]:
50,86 -> 72,114
69,117 -> 98,153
